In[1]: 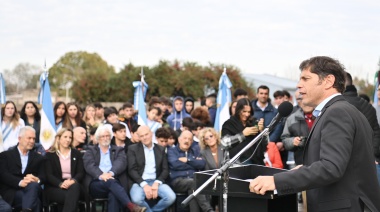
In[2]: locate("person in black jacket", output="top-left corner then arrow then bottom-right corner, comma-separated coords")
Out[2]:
45,128 -> 85,212
344,72 -> 380,185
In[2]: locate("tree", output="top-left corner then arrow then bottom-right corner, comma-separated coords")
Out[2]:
49,51 -> 115,97
2,63 -> 42,93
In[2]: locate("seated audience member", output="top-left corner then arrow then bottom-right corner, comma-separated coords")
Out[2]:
191,106 -> 212,127
0,126 -> 44,211
199,128 -> 223,170
83,125 -> 146,212
155,127 -> 171,149
122,102 -> 137,139
168,130 -> 214,212
88,126 -> 98,145
128,126 -> 175,212
205,94 -> 217,126
111,123 -> 128,153
103,107 -> 129,139
72,127 -> 87,152
125,124 -> 141,147
1,101 -> 25,152
233,88 -> 248,100
167,127 -> 178,148
45,128 -> 85,212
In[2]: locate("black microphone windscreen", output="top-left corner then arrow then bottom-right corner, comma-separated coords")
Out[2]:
278,101 -> 293,117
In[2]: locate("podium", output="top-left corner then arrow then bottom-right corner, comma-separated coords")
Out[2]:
194,164 -> 298,212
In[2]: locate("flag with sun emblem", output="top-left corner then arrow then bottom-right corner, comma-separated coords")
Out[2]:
38,71 -> 56,150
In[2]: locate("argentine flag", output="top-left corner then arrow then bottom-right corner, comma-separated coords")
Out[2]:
38,72 -> 57,150
0,73 -> 6,152
214,68 -> 232,132
133,80 -> 148,126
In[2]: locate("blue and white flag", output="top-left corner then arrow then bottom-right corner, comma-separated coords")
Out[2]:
214,67 -> 232,132
0,73 -> 6,152
133,69 -> 148,126
39,72 -> 57,150
374,71 -> 379,106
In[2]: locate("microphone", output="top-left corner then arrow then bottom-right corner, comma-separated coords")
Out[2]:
267,101 -> 293,131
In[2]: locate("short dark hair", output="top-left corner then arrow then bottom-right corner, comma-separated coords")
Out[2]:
257,85 -> 269,93
345,72 -> 353,86
233,88 -> 248,98
282,90 -> 291,99
122,102 -> 133,110
112,123 -> 126,132
149,97 -> 162,107
160,96 -> 171,106
273,90 -> 284,98
148,106 -> 162,116
155,127 -> 171,139
104,107 -> 117,119
182,117 -> 194,128
299,56 -> 346,93
131,124 -> 140,133
93,102 -> 103,109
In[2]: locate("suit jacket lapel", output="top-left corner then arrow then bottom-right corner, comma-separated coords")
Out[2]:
12,147 -> 22,170
139,143 -> 146,167
217,146 -> 223,168
71,149 -> 77,175
25,151 -> 35,173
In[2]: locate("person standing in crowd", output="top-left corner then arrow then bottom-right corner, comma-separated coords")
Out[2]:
229,100 -> 237,116
1,101 -> 25,151
83,125 -> 146,212
281,100 -> 314,166
184,97 -> 195,115
167,96 -> 190,131
20,101 -> 41,144
344,72 -> 380,185
249,56 -> 380,211
168,130 -> 214,212
0,126 -> 44,211
221,98 -> 265,165
128,126 -> 175,212
66,102 -> 86,130
233,88 -> 248,100
191,106 -> 212,127
252,86 -> 286,167
54,101 -> 71,131
272,90 -> 285,109
45,128 -> 85,212
146,106 -> 162,141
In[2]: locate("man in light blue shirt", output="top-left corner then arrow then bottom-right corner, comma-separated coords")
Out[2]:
128,125 -> 175,212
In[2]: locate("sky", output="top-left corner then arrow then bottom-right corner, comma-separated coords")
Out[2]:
1,0 -> 380,82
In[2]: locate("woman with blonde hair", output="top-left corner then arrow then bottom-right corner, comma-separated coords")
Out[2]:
199,127 -> 223,170
45,128 -> 85,212
1,101 -> 25,151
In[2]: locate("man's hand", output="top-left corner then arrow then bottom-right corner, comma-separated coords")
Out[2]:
249,176 -> 275,195
151,182 -> 159,199
143,185 -> 153,200
20,178 -> 32,187
100,173 -> 114,182
276,142 -> 284,151
178,157 -> 187,163
293,137 -> 301,146
25,174 -> 39,183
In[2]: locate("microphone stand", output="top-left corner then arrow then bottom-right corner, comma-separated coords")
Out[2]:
181,127 -> 270,211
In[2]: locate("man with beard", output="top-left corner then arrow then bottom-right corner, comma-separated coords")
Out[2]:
83,125 -> 146,212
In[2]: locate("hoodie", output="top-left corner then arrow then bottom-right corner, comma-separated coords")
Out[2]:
166,96 -> 191,130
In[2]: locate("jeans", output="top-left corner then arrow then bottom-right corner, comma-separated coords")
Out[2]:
0,196 -> 11,212
130,180 -> 175,212
376,164 -> 380,186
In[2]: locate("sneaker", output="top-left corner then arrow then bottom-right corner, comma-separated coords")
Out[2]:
131,204 -> 147,212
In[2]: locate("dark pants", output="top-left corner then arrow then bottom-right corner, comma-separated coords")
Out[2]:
14,182 -> 42,212
45,182 -> 82,212
0,196 -> 11,212
171,178 -> 213,212
89,179 -> 131,212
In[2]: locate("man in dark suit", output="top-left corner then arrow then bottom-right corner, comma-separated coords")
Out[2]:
128,125 -> 175,211
0,126 -> 44,212
249,56 -> 380,211
83,125 -> 146,212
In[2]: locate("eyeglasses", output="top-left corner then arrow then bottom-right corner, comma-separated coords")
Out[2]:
204,134 -> 214,141
99,135 -> 111,139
